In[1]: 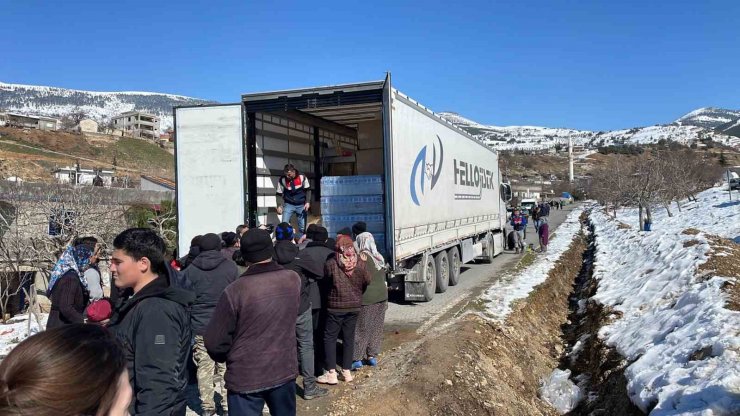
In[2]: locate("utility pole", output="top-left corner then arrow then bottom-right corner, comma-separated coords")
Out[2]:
568,137 -> 574,183
728,169 -> 733,201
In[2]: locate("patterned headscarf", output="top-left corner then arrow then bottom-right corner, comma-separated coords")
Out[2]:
335,235 -> 357,275
355,232 -> 386,270
47,245 -> 93,295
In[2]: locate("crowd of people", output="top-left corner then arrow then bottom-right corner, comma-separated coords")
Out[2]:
508,199 -> 561,253
0,214 -> 389,416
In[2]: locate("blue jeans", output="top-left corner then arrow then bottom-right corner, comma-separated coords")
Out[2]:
282,203 -> 307,237
227,382 -> 296,416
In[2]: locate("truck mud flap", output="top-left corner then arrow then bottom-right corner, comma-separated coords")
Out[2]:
404,282 -> 428,301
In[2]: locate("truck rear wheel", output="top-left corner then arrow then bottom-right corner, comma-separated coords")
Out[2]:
434,252 -> 449,293
421,255 -> 437,301
447,247 -> 461,286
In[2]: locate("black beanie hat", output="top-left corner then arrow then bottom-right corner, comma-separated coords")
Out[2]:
352,221 -> 367,236
275,222 -> 295,242
305,223 -> 319,240
221,231 -> 238,247
313,226 -> 329,243
240,229 -> 274,263
198,233 -> 222,252
337,227 -> 351,237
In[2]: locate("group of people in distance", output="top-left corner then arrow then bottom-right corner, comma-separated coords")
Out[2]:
509,200 -> 557,253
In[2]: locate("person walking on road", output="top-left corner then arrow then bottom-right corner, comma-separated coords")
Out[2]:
352,232 -> 388,371
276,164 -> 311,238
184,233 -> 239,416
205,229 -> 301,416
510,209 -> 527,254
107,228 -> 195,415
317,235 -> 372,385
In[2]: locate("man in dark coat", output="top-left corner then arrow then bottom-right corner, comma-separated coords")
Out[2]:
205,228 -> 300,415
273,223 -> 329,400
299,226 -> 334,376
108,228 -> 195,416
184,233 -> 238,415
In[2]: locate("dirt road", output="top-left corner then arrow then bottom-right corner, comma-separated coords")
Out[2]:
385,205 -> 578,335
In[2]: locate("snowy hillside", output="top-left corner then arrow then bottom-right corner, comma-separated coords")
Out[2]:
439,110 -> 740,152
0,82 -> 215,132
674,107 -> 740,129
590,187 -> 740,414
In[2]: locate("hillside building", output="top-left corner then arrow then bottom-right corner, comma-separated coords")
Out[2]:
112,111 -> 160,139
53,165 -> 114,187
0,112 -> 60,130
76,118 -> 99,133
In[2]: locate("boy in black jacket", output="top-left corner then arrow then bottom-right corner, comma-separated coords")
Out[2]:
108,228 -> 195,416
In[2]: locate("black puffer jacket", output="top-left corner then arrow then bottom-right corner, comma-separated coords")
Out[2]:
274,241 -> 312,314
300,241 -> 334,310
184,250 -> 238,335
108,269 -> 195,416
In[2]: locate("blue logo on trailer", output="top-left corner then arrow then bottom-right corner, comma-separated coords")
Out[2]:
410,136 -> 444,206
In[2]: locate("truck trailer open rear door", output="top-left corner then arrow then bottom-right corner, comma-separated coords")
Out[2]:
174,104 -> 245,257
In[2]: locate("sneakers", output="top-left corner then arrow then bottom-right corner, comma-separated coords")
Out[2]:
366,357 -> 378,367
317,370 -> 338,385
303,384 -> 329,400
351,360 -> 363,371
341,369 -> 353,382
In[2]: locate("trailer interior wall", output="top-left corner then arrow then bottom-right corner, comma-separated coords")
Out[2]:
250,111 -> 361,227
174,105 -> 244,256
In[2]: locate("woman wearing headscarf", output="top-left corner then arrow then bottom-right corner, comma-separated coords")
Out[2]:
46,244 -> 93,329
317,235 -> 372,385
351,232 -> 388,370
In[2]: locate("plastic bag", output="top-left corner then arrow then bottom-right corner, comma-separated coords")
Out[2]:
539,369 -> 582,414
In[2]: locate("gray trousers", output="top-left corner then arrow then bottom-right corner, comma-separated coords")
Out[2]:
296,308 -> 316,388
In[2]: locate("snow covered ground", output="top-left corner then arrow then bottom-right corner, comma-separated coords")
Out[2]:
481,207 -> 584,320
0,313 -> 47,358
590,186 -> 740,415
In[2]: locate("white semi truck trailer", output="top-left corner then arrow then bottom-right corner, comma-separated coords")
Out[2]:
174,74 -> 512,301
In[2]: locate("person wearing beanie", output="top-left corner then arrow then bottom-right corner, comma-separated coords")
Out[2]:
298,223 -> 319,250
336,227 -> 352,238
177,235 -> 203,271
299,226 -> 334,377
205,229 -> 301,414
273,232 -> 329,400
220,231 -> 239,261
274,222 -> 295,242
184,233 -> 238,415
317,235 -> 372,385
351,222 -> 367,239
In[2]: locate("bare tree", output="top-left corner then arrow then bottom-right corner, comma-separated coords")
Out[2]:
0,181 -> 126,321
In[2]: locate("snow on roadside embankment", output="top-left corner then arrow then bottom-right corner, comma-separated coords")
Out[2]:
0,313 -> 47,359
482,207 -> 584,320
590,191 -> 740,414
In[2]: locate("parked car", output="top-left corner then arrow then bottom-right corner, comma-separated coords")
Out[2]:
730,178 -> 740,191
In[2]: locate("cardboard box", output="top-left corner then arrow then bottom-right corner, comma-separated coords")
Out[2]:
356,149 -> 384,175
357,120 -> 383,150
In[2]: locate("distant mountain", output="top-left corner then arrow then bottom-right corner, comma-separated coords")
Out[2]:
674,107 -> 740,129
439,108 -> 740,151
0,82 -> 216,132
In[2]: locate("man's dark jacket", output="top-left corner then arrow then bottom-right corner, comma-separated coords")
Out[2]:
108,267 -> 195,416
204,261 -> 300,394
274,241 -> 325,315
299,241 -> 334,310
184,250 -> 238,335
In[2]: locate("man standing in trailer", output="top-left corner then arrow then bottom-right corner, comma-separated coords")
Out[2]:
276,164 -> 311,238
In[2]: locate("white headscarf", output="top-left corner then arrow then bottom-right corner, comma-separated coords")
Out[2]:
355,232 -> 386,270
